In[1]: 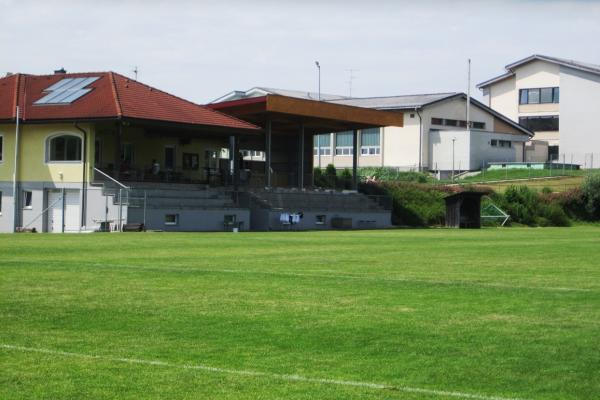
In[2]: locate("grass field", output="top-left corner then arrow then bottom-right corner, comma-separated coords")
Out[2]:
1,228 -> 600,399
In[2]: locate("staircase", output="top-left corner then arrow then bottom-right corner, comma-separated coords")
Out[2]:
248,189 -> 389,212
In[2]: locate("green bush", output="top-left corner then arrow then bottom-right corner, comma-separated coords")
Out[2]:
361,181 -> 449,226
582,173 -> 600,219
358,167 -> 430,183
538,204 -> 571,227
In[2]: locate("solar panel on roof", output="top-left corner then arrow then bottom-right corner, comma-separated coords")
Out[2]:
34,76 -> 100,105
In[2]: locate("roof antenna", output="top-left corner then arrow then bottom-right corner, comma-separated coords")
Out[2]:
132,66 -> 139,81
345,69 -> 358,97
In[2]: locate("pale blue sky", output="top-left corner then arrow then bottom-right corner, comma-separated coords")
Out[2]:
2,0 -> 600,103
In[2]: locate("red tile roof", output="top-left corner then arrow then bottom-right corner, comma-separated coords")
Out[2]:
0,72 -> 259,131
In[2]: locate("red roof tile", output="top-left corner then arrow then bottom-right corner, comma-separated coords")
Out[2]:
0,72 -> 259,132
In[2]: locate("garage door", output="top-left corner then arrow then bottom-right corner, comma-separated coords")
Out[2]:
47,190 -> 81,233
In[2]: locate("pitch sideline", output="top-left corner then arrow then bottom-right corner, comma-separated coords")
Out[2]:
1,343 -> 528,400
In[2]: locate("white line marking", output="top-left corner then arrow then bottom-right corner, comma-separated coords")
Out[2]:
1,344 -> 528,400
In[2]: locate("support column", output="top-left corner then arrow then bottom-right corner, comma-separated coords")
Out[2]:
265,119 -> 272,188
298,123 -> 305,189
114,122 -> 122,180
352,129 -> 358,190
231,135 -> 240,190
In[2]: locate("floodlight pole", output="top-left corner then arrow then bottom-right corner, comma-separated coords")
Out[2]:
315,61 -> 321,101
452,138 -> 456,182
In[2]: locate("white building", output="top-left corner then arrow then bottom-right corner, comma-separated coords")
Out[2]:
321,93 -> 532,174
477,54 -> 600,166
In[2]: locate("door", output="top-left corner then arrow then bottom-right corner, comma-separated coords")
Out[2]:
165,146 -> 176,171
47,190 -> 81,233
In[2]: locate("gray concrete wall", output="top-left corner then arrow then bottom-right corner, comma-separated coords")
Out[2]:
128,207 -> 250,232
265,210 -> 391,231
0,182 -> 15,233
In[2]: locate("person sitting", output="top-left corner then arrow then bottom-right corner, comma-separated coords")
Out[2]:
151,159 -> 160,175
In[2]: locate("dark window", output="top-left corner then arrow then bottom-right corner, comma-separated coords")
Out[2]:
519,87 -> 559,104
49,135 -> 82,161
528,89 -> 540,104
519,89 -> 528,104
444,119 -> 458,127
165,146 -> 175,170
548,145 -> 559,161
23,190 -> 32,208
540,88 -> 553,103
164,214 -> 179,225
431,118 -> 443,125
491,139 -> 498,147
472,122 -> 485,129
519,116 -> 559,132
94,139 -> 102,167
182,153 -> 199,170
120,144 -> 134,164
0,135 -> 3,162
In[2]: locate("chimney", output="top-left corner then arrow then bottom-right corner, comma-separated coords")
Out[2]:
54,68 -> 67,74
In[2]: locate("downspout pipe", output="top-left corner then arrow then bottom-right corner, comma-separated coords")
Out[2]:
12,106 -> 20,231
415,107 -> 423,172
74,122 -> 87,230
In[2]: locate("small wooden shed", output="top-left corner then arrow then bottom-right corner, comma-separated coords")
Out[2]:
444,191 -> 485,228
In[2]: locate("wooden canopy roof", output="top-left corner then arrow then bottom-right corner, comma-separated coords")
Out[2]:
208,94 -> 404,135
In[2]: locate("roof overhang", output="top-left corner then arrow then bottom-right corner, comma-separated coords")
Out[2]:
208,94 -> 404,135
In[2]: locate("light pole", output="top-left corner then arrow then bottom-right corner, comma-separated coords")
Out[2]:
452,138 -> 456,182
315,61 -> 321,101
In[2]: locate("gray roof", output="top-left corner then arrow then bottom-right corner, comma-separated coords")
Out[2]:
254,87 -> 349,101
478,54 -> 600,88
327,92 -> 460,110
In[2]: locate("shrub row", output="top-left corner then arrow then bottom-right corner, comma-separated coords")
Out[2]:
360,173 -> 600,227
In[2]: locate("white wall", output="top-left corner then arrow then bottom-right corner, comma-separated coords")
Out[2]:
382,112 -> 421,169
422,97 -> 495,168
559,66 -> 600,167
430,130 -> 527,171
488,76 -> 518,121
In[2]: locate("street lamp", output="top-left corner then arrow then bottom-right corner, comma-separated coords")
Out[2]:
315,61 -> 321,101
452,138 -> 456,182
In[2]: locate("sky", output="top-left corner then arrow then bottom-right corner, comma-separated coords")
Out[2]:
1,0 -> 600,104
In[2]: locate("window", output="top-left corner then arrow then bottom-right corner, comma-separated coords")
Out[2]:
164,214 -> 178,225
431,117 -> 485,130
519,87 -> 560,104
23,190 -> 32,209
360,128 -> 380,155
313,134 -> 331,156
548,145 -> 559,161
491,139 -> 511,148
94,139 -> 102,167
164,146 -> 175,170
48,135 -> 82,162
121,143 -> 135,165
182,153 -> 199,170
335,131 -> 353,156
519,116 -> 559,132
0,135 -> 3,162
315,215 -> 326,225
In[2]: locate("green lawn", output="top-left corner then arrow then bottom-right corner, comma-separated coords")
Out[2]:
1,228 -> 600,399
460,168 -> 586,183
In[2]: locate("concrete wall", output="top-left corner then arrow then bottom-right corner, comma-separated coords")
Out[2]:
264,210 -> 391,231
430,130 -> 526,171
127,207 -> 250,232
559,66 -> 600,167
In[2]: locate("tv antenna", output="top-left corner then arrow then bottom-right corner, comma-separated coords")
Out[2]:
132,66 -> 139,81
345,69 -> 358,97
